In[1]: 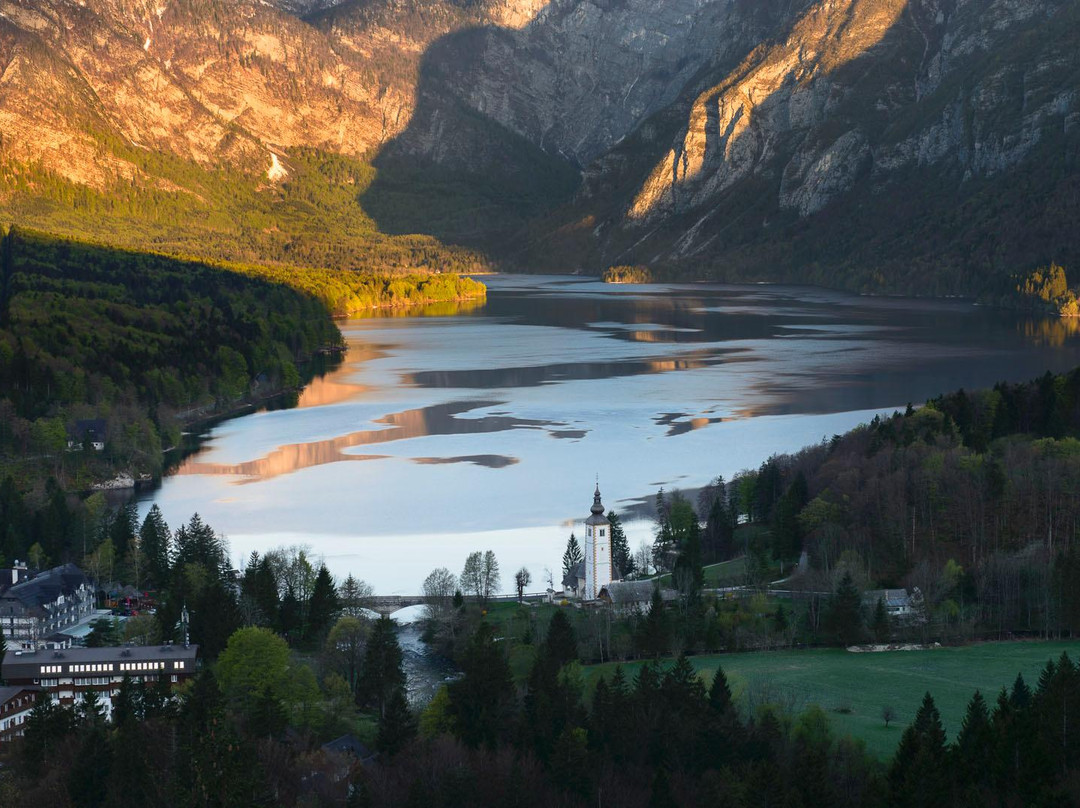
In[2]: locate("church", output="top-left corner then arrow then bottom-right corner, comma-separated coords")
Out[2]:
561,484 -> 615,601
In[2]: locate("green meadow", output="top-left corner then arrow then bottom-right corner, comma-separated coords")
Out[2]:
586,640 -> 1080,759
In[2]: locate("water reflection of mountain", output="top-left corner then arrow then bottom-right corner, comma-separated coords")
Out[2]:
175,400 -> 560,482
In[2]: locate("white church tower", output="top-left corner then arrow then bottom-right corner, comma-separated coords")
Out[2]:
584,482 -> 612,601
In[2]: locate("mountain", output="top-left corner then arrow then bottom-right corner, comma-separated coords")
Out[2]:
0,0 -> 1077,294
522,0 -> 1080,295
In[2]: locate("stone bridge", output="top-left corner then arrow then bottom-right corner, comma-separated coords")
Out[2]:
367,595 -> 427,616
366,592 -> 549,616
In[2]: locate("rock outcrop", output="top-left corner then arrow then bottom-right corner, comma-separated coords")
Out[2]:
0,0 -> 1077,293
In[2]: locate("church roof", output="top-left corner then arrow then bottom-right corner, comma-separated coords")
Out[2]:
585,484 -> 608,526
562,561 -> 585,589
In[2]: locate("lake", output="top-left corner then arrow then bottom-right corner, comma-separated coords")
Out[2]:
139,276 -> 1080,594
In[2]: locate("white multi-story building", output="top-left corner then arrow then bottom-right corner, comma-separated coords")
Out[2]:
1,644 -> 199,717
0,564 -> 95,648
0,686 -> 42,742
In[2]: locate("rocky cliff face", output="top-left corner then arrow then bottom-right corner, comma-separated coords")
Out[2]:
0,0 -> 1077,293
555,0 -> 1080,291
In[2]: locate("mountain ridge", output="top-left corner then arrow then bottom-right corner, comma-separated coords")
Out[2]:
0,0 -> 1077,294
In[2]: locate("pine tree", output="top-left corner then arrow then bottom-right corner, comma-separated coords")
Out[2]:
770,472 -> 808,560
562,533 -> 583,579
307,564 -> 339,640
76,688 -> 107,726
825,572 -> 865,646
772,602 -> 788,637
648,766 -> 678,808
358,615 -> 405,719
702,494 -> 734,562
607,510 -> 633,577
447,623 -> 515,749
890,692 -> 949,807
953,690 -> 992,797
109,502 -> 138,574
112,675 -> 142,726
1010,672 -> 1032,708
872,596 -> 891,642
672,517 -> 703,607
68,721 -> 111,808
705,665 -> 741,768
377,689 -> 417,756
639,585 -> 669,658
249,684 -> 287,739
544,609 -> 578,669
708,667 -> 734,718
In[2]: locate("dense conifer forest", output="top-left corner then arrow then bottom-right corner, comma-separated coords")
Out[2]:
0,226 -> 484,504
5,360 -> 1080,805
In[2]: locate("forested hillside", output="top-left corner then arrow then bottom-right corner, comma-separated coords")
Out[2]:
718,367 -> 1080,639
0,227 -> 343,496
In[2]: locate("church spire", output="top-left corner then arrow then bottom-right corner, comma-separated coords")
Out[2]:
591,478 -> 604,516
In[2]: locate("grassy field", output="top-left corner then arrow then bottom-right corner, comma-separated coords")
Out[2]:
586,640 -> 1080,759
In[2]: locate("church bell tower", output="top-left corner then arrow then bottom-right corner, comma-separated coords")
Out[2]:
584,482 -> 612,601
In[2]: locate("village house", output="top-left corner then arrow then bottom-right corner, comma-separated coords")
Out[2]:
597,580 -> 678,616
0,686 -> 42,743
1,643 -> 200,717
0,563 -> 95,648
864,588 -> 914,618
66,418 -> 107,452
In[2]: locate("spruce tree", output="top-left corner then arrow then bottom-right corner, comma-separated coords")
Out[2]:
890,692 -> 949,807
562,533 -> 583,579
377,689 -> 417,756
607,510 -> 633,577
76,688 -> 107,726
672,517 -> 703,606
872,596 -> 891,643
544,609 -> 578,669
68,721 -> 111,808
639,585 -> 669,658
770,472 -> 808,560
447,623 -> 515,749
249,684 -> 287,739
703,494 -> 734,562
953,690 -> 992,795
825,572 -> 865,646
648,766 -> 678,808
358,616 -> 405,719
307,564 -> 339,640
112,675 -> 142,727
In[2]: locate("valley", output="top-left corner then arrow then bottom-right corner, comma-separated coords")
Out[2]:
2,0 -> 1080,805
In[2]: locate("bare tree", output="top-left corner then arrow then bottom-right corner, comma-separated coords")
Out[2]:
543,566 -> 554,591
633,541 -> 653,577
481,550 -> 501,606
514,567 -> 531,601
423,567 -> 457,621
461,551 -> 484,601
882,705 -> 897,728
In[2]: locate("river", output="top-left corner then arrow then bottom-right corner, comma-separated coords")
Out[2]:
138,275 -> 1080,595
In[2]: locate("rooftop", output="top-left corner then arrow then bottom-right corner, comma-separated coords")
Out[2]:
2,643 -> 199,680
0,685 -> 41,705
0,564 -> 90,610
